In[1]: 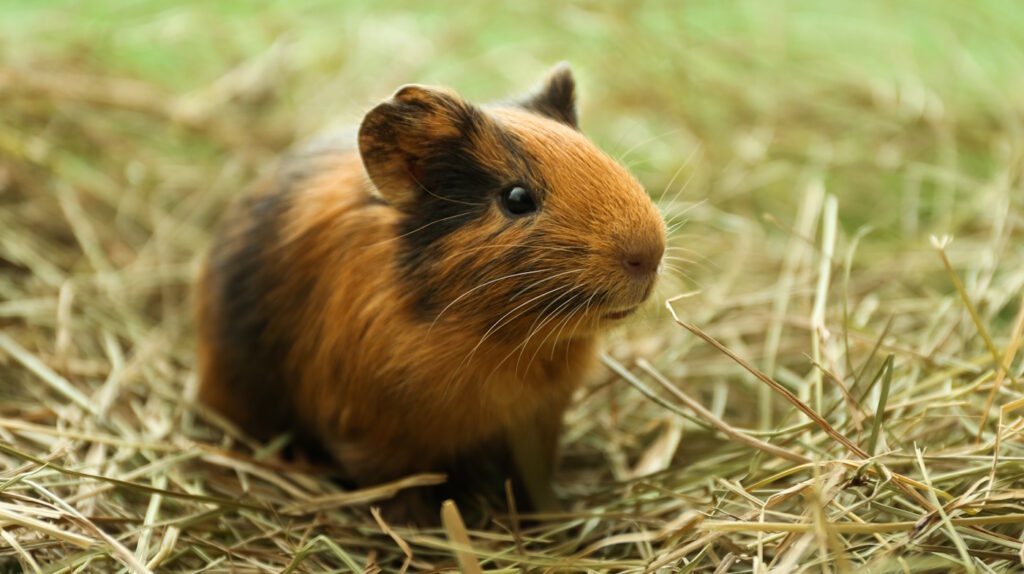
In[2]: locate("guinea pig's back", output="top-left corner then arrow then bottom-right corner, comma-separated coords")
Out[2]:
196,143 -> 391,441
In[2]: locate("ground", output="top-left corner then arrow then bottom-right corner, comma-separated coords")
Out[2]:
1,1 -> 1023,572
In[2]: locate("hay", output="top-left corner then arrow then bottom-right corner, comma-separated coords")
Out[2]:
1,2 -> 1022,571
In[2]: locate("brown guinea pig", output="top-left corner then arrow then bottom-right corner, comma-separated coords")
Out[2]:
196,63 -> 666,515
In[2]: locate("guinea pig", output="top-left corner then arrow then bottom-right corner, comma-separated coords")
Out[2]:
196,63 -> 666,517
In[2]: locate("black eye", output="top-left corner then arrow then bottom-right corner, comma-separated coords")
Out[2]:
500,186 -> 537,217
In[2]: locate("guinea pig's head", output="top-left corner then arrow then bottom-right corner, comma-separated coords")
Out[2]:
358,63 -> 666,345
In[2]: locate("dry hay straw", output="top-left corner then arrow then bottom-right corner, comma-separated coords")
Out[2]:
2,4 -> 1024,572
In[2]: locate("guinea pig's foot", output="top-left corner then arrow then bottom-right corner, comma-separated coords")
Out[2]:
376,488 -> 442,527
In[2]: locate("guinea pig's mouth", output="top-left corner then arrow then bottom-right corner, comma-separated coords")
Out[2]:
602,306 -> 639,320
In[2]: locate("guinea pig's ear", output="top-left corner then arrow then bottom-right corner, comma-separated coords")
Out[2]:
358,85 -> 474,207
514,62 -> 578,129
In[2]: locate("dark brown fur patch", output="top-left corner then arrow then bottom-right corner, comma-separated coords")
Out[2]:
512,62 -> 579,128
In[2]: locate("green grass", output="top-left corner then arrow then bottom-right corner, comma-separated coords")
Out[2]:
1,1 -> 1023,571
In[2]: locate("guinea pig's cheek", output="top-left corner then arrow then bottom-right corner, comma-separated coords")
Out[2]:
434,216 -> 519,289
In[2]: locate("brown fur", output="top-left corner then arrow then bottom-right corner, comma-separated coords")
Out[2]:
196,65 -> 666,513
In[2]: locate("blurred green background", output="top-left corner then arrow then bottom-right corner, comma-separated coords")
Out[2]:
5,0 -> 1023,234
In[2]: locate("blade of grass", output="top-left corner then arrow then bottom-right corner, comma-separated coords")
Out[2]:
762,180 -> 825,429
841,225 -> 872,378
0,332 -> 99,416
665,296 -> 936,510
932,236 -> 1013,380
371,507 -> 413,574
0,505 -> 94,548
441,500 -> 483,574
913,446 -> 976,573
632,357 -> 811,464
811,193 -> 838,414
866,354 -> 895,456
703,513 -> 1024,533
666,296 -> 866,458
976,293 -> 1024,442
0,527 -> 44,574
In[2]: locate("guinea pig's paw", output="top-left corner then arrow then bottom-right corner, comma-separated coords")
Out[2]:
376,488 -> 442,528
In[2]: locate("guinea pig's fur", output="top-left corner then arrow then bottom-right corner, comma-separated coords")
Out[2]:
196,63 -> 666,517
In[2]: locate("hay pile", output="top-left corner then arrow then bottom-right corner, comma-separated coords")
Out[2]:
1,2 -> 1023,572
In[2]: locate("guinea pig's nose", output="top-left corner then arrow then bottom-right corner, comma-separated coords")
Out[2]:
620,244 -> 664,277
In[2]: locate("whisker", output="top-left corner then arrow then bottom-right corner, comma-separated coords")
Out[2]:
663,197 -> 706,232
523,289 -> 597,375
519,287 -> 581,350
665,242 -> 715,265
444,243 -> 585,256
427,268 -> 553,334
439,272 -> 578,397
407,168 -> 487,207
665,245 -> 702,254
654,146 -> 701,207
509,268 -> 583,301
525,296 -> 585,373
664,255 -> 695,264
523,301 -> 579,372
667,217 -> 690,235
564,293 -> 598,366
513,288 -> 583,375
550,298 -> 589,360
663,194 -> 706,227
362,210 -> 476,250
617,127 -> 688,168
459,282 -> 575,370
661,264 -> 700,286
652,150 -> 695,209
476,287 -> 583,384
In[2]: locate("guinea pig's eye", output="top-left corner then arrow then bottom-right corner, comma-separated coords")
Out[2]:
499,186 -> 537,217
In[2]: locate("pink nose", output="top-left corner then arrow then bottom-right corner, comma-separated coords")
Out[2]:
621,245 -> 663,277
